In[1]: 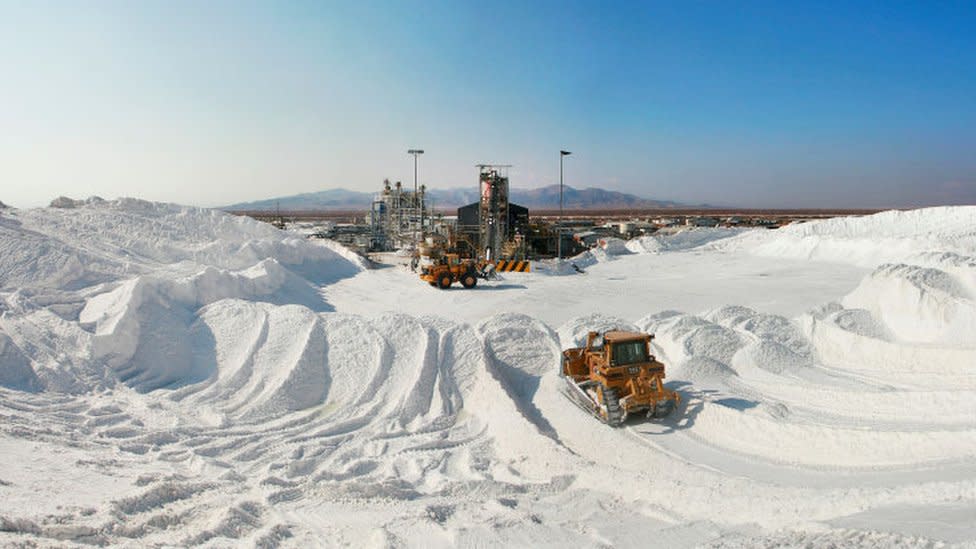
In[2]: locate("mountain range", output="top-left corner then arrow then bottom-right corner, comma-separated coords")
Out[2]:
223,185 -> 689,211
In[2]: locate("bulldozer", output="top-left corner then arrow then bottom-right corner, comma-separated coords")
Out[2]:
419,253 -> 486,289
561,330 -> 680,426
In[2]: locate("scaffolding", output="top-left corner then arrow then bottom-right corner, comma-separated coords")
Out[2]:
368,179 -> 430,251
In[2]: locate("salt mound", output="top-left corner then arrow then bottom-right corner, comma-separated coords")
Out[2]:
778,207 -> 976,242
479,313 -> 561,435
535,228 -> 741,276
0,214 -> 119,290
80,260 -> 332,392
626,228 -> 741,254
596,237 -> 631,255
167,301 -> 341,421
912,251 -> 976,271
0,198 -> 366,394
637,309 -> 685,326
479,313 -> 558,378
829,307 -> 893,339
799,304 -> 976,376
212,304 -> 330,419
705,305 -> 811,358
723,206 -> 976,267
557,313 -> 639,349
672,355 -> 737,381
642,307 -> 816,378
0,197 -> 366,291
842,263 -> 976,345
168,304 -> 484,424
738,340 -> 812,374
642,313 -> 744,366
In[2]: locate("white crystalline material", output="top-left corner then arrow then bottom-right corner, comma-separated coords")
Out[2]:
626,227 -> 742,254
799,306 -> 976,376
185,302 -> 332,419
723,206 -> 976,267
0,198 -> 364,394
77,263 -> 347,393
596,237 -> 630,255
842,263 -> 976,345
641,311 -> 745,368
556,313 -> 639,348
534,228 -> 741,275
0,215 -> 106,291
0,197 -> 365,291
689,403 -> 976,467
3,203 -> 976,546
778,207 -> 976,242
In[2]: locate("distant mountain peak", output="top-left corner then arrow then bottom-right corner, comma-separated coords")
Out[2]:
223,185 -> 688,211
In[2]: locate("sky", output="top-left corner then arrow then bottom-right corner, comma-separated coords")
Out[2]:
1,1 -> 975,209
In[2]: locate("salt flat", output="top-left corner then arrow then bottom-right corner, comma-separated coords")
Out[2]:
1,199 -> 975,548
325,245 -> 870,324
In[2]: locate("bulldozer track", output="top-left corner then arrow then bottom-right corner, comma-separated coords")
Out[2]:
560,377 -> 627,427
600,385 -> 624,426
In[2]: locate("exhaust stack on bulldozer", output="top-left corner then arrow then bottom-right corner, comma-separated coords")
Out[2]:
561,330 -> 680,426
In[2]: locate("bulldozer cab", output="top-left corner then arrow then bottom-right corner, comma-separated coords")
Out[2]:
609,338 -> 649,366
585,331 -> 654,366
605,332 -> 652,360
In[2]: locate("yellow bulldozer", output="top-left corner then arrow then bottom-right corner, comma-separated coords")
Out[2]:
561,330 -> 680,426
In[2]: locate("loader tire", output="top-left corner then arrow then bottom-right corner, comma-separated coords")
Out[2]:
461,272 -> 477,289
599,385 -> 624,426
437,274 -> 452,289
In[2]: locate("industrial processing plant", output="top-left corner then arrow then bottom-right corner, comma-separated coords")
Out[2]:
314,164 -> 566,263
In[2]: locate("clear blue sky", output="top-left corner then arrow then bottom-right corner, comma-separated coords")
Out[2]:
2,0 -> 975,208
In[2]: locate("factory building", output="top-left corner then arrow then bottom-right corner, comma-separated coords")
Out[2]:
366,166 -> 532,260
456,165 -> 530,261
456,202 -> 529,258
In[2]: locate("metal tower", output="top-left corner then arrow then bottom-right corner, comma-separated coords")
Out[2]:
476,164 -> 512,262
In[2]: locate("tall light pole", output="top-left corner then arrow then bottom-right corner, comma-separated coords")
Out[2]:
408,149 -> 424,239
407,149 -> 424,196
558,150 -> 571,260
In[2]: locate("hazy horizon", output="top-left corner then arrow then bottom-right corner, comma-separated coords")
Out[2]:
2,1 -> 975,209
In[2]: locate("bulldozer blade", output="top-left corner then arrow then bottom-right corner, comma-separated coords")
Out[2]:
560,376 -> 620,426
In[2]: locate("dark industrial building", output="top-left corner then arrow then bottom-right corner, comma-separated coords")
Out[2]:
456,201 -> 529,257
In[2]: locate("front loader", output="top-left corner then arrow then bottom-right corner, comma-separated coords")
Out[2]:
419,253 -> 492,289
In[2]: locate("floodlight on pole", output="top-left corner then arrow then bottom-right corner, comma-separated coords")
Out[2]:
407,149 -> 424,196
407,149 -> 424,240
558,150 -> 571,260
